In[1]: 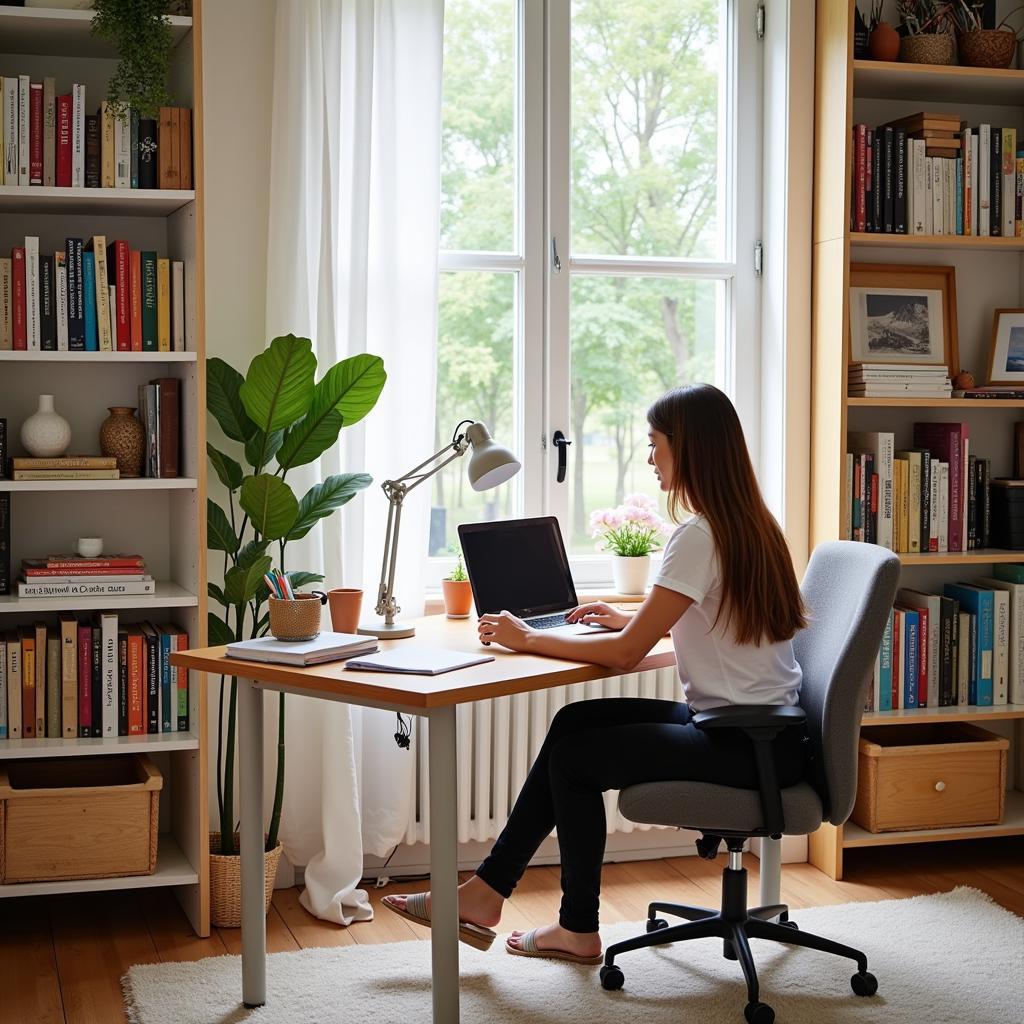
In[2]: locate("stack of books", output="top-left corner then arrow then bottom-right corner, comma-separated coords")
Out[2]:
11,456 -> 118,481
17,553 -> 153,598
848,363 -> 952,398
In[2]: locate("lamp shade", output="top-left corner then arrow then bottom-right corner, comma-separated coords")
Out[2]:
464,421 -> 521,492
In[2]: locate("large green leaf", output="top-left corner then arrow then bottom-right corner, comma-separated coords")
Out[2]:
208,612 -> 235,647
239,474 -> 299,541
207,444 -> 243,491
237,538 -> 271,570
207,500 -> 238,553
239,335 -> 316,434
285,571 -> 325,592
208,582 -> 227,606
207,358 -> 257,442
288,473 -> 372,541
245,429 -> 284,472
276,355 -> 386,469
223,556 -> 273,606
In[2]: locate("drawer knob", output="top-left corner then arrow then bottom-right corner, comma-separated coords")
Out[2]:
934,780 -> 946,792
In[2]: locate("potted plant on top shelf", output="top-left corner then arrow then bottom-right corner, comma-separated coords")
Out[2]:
206,334 -> 386,927
952,0 -> 1024,67
896,1 -> 957,65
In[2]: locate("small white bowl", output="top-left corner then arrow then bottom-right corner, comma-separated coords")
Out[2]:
76,537 -> 103,558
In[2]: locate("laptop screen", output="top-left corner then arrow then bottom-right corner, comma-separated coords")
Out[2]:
458,517 -> 577,618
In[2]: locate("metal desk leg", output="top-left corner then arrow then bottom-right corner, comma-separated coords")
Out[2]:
239,678 -> 266,1008
428,704 -> 460,1024
759,836 -> 782,909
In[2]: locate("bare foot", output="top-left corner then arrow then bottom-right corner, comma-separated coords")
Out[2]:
385,874 -> 503,929
507,922 -> 602,957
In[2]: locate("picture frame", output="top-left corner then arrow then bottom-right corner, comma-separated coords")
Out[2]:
848,263 -> 959,376
987,309 -> 1024,385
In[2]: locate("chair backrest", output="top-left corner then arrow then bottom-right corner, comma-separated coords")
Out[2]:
793,541 -> 900,825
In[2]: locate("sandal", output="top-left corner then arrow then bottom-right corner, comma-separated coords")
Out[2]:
381,892 -> 497,951
505,928 -> 603,965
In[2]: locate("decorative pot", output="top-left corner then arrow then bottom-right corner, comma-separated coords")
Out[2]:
209,832 -> 283,929
611,554 -> 651,595
958,29 -> 1017,68
20,394 -> 71,457
268,592 -> 326,641
327,588 -> 363,633
868,21 -> 901,62
899,33 -> 955,65
442,579 -> 473,618
99,406 -> 144,477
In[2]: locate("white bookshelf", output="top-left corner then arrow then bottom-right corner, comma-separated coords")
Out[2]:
0,5 -> 208,935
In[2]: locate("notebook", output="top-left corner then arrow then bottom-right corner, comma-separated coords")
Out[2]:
226,632 -> 378,666
344,646 -> 495,676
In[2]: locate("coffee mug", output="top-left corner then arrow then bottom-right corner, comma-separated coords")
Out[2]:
327,588 -> 363,634
76,537 -> 103,558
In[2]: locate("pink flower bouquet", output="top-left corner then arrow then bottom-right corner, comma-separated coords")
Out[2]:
589,494 -> 672,557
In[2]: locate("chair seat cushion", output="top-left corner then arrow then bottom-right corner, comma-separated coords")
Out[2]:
618,780 -> 824,835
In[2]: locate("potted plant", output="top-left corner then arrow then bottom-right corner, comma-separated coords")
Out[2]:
866,1 -> 902,60
590,494 -> 672,595
206,334 -> 386,927
952,1 -> 1024,67
442,553 -> 473,618
896,1 -> 957,64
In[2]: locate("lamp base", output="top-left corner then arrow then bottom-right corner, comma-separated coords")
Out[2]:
357,618 -> 417,639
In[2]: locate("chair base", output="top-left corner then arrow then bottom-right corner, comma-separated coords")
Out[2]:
601,862 -> 877,1023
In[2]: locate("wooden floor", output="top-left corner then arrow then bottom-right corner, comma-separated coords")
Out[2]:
3,837 -> 1023,1024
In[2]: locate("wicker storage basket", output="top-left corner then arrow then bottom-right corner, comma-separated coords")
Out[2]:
957,28 -> 1017,68
852,723 -> 1008,834
0,754 -> 161,883
268,594 -> 324,641
209,831 -> 283,928
899,33 -> 955,65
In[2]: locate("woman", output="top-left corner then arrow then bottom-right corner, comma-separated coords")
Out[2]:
383,383 -> 807,965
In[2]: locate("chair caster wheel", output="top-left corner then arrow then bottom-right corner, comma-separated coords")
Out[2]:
851,971 -> 878,997
744,1001 -> 775,1024
646,918 -> 669,933
600,964 -> 624,991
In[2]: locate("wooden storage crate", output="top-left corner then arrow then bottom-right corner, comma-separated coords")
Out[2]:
0,754 -> 162,883
852,723 -> 1008,834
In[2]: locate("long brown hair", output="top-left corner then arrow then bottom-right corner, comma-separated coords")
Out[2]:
647,384 -> 806,646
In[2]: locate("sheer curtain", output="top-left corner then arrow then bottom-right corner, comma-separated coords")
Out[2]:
262,0 -> 444,923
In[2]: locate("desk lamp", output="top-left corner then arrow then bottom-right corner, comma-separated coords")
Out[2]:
357,420 -> 521,638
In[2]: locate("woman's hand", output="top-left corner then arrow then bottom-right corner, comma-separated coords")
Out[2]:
564,602 -> 631,631
478,611 -> 534,651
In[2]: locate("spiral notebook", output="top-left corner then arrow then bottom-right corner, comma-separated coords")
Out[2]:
344,647 -> 495,676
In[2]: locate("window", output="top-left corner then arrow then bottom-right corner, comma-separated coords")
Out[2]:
431,0 -> 762,580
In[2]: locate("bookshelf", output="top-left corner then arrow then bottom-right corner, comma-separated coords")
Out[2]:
810,0 -> 1024,880
0,5 -> 208,934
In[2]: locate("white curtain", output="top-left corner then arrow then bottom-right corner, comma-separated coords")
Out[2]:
263,0 -> 444,923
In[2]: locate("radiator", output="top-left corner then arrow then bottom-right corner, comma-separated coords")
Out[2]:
402,667 -> 681,845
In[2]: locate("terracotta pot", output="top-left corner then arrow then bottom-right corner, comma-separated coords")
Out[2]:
868,21 -> 901,62
442,579 -> 473,618
99,406 -> 144,477
327,587 -> 363,634
899,33 -> 955,66
958,29 -> 1017,68
209,832 -> 283,929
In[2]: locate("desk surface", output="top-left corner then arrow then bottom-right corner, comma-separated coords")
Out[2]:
171,615 -> 677,709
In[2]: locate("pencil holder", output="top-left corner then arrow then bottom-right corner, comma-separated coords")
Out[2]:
268,592 -> 327,642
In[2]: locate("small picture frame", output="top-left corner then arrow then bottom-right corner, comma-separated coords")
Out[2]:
987,309 -> 1024,385
848,263 -> 959,376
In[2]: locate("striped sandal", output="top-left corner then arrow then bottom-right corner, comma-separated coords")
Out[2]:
381,892 -> 497,952
505,928 -> 603,965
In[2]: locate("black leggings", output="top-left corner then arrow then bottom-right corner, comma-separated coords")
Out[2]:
474,697 -> 806,934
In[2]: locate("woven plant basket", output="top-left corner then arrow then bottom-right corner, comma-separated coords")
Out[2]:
900,33 -> 955,65
957,28 -> 1017,68
209,831 -> 283,928
268,593 -> 323,641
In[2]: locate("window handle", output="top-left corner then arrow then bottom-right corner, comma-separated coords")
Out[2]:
551,236 -> 562,274
552,430 -> 572,483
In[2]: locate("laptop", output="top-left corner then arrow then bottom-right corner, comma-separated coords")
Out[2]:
458,516 -> 603,635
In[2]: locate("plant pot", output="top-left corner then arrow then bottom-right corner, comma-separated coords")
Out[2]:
20,394 -> 71,458
899,33 -> 955,65
99,406 -> 143,477
611,554 -> 650,595
327,587 -> 363,634
209,832 -> 283,928
268,593 -> 324,641
442,579 -> 473,618
868,21 -> 901,62
957,29 -> 1017,68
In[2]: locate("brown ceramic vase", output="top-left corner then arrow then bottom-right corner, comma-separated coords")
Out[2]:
99,406 -> 144,477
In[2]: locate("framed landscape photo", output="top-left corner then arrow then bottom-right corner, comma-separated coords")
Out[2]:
987,309 -> 1024,384
848,263 -> 959,376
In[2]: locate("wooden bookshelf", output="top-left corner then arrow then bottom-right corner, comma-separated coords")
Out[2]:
810,1 -> 1024,880
0,5 -> 209,934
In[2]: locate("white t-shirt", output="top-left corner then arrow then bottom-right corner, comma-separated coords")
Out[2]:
652,516 -> 802,712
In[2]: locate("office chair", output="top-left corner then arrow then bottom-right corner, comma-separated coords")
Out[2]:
602,541 -> 901,1024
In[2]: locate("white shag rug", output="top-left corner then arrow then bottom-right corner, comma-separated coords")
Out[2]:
123,887 -> 1023,1024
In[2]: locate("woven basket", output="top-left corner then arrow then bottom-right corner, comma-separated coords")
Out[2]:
209,831 -> 283,928
899,33 -> 955,65
957,28 -> 1017,68
268,593 -> 323,641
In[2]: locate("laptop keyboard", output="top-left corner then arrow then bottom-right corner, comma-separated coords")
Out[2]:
526,613 -> 570,630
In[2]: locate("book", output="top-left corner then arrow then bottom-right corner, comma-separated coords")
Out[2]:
117,627 -> 128,736
55,250 -> 68,350
13,456 -> 117,470
29,81 -> 42,185
65,237 -> 84,350
16,578 -> 155,598
6,630 -> 21,738
0,257 -> 11,349
98,611 -> 118,737
130,108 -> 139,188
42,76 -> 55,186
848,432 -> 894,550
46,630 -> 60,738
131,249 -> 142,350
127,625 -> 145,734
0,493 -> 9,596
25,235 -> 39,351
82,250 -> 97,350
140,621 -> 159,734
84,109 -> 99,188
38,253 -> 55,350
31,622 -> 45,735
11,247 -> 25,350
114,106 -> 130,188
138,117 -> 158,189
17,75 -> 28,185
150,376 -> 180,477
179,108 -> 192,189
172,624 -> 189,730
2,77 -> 17,183
56,92 -> 72,187
12,470 -> 120,480
107,239 -> 130,350
19,625 -> 35,737
77,621 -> 91,736
0,635 -> 5,738
897,589 -> 940,707
141,251 -> 158,350
345,647 -> 497,676
226,632 -> 379,666
60,613 -> 77,738
158,107 -> 177,188
157,257 -> 170,350
43,553 -> 144,568
171,259 -> 185,350
944,583 -> 993,705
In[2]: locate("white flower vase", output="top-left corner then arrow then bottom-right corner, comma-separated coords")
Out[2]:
611,554 -> 650,595
20,394 -> 71,458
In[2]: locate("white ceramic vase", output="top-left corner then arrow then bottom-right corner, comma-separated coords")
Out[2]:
611,554 -> 650,595
20,394 -> 71,458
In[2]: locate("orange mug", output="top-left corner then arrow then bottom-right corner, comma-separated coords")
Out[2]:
327,588 -> 363,634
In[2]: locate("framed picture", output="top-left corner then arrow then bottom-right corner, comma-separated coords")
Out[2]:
987,309 -> 1024,384
848,263 -> 959,375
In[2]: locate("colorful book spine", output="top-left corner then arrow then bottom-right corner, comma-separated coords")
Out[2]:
878,608 -> 893,712
82,250 -> 98,350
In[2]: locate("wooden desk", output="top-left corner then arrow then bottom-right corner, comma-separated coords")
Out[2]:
173,616 -> 676,1024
